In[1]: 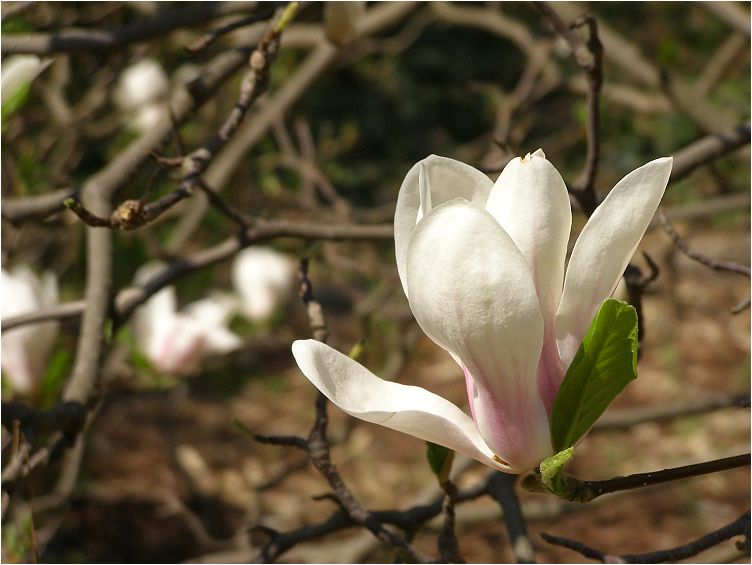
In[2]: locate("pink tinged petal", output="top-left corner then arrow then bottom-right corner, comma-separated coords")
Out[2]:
292,339 -> 510,471
394,155 -> 493,298
556,157 -> 673,369
484,150 -> 571,414
405,199 -> 551,469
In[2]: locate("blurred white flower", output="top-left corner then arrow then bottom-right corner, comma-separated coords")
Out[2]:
324,1 -> 366,46
132,264 -> 242,375
1,266 -> 59,393
1,55 -> 52,105
114,58 -> 169,132
232,247 -> 295,323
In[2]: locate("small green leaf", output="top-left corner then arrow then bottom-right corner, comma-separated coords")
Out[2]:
40,348 -> 72,408
347,338 -> 366,361
539,446 -> 574,490
426,442 -> 454,482
551,299 -> 638,452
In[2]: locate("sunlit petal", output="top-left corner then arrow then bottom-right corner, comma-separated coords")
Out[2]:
394,155 -> 493,297
292,339 -> 510,471
405,198 -> 550,464
556,157 -> 672,368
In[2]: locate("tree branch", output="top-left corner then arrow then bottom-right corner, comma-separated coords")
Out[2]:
1,2 -> 269,55
541,509 -> 750,563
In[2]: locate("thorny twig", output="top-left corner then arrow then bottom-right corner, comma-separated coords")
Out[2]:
541,509 -> 750,563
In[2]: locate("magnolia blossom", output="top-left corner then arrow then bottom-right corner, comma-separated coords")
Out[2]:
293,150 -> 672,472
324,1 -> 366,46
132,264 -> 242,375
1,266 -> 59,393
114,59 -> 169,132
232,247 -> 294,323
1,55 -> 51,105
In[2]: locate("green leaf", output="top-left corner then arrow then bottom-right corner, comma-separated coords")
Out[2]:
550,299 -> 638,452
1,82 -> 30,123
426,442 -> 454,482
40,348 -> 72,408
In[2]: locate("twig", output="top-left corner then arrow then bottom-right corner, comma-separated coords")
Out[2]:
533,3 -> 603,215
593,392 -> 750,431
165,2 -> 421,254
253,473 -> 490,562
2,187 -> 76,224
659,208 -> 751,278
670,122 -> 750,183
561,454 -> 750,503
487,473 -> 536,564
64,4 -> 298,232
1,401 -> 86,445
541,509 -> 750,563
437,479 -> 464,563
1,301 -> 86,332
1,2 -> 269,55
297,258 -> 330,343
700,2 -> 751,37
623,252 -> 660,354
185,6 -> 283,54
299,259 -> 427,561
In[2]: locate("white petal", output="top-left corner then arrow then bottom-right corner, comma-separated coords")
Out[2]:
556,157 -> 673,368
183,292 -> 238,327
1,55 -> 51,105
232,247 -> 294,322
0,266 -> 59,393
292,339 -> 510,471
485,151 -> 572,321
405,199 -> 550,466
204,327 -> 243,353
394,156 -> 493,297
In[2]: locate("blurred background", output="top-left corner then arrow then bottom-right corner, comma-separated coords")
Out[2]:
1,2 -> 749,562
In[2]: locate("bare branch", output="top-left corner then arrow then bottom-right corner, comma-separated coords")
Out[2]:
1,2 -> 270,55
542,509 -> 750,563
659,208 -> 751,278
487,473 -> 536,564
563,454 -> 750,502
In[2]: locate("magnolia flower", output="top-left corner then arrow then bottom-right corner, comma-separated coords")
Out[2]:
232,247 -> 295,323
293,150 -> 672,472
114,59 -> 169,132
132,264 -> 242,375
1,55 -> 52,105
324,1 -> 366,46
1,266 -> 59,393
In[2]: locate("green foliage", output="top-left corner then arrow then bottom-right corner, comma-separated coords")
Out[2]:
550,299 -> 639,452
2,82 -> 31,124
40,348 -> 72,408
539,446 -> 575,494
426,441 -> 454,482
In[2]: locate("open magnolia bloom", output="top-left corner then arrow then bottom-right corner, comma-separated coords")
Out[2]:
293,150 -> 672,472
132,264 -> 242,375
1,266 -> 59,393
